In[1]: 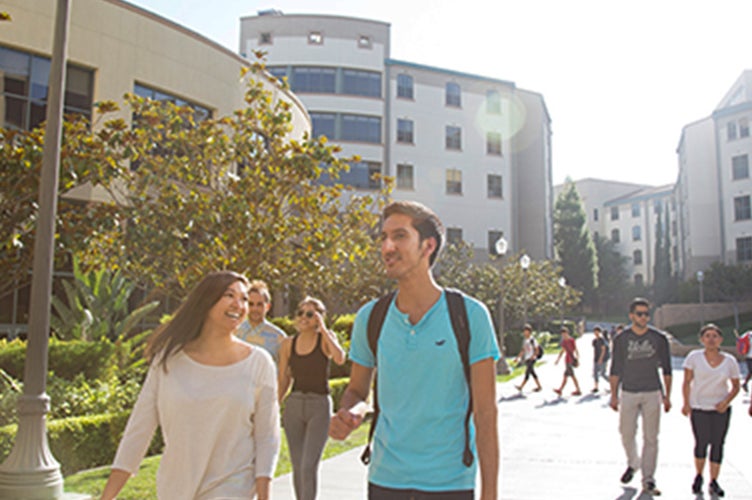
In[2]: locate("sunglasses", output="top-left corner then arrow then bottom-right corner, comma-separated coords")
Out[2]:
634,311 -> 649,317
296,310 -> 315,318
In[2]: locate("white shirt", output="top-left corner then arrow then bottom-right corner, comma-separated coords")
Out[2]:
521,337 -> 536,361
683,349 -> 741,411
113,348 -> 280,500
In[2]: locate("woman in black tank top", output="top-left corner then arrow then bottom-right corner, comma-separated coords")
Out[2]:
278,296 -> 346,500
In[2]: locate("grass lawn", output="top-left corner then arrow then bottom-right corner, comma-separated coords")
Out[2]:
64,424 -> 370,499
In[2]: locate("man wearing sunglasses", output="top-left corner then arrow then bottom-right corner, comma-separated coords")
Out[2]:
330,200 -> 499,500
609,297 -> 672,496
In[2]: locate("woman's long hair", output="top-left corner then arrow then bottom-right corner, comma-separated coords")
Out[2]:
146,271 -> 249,370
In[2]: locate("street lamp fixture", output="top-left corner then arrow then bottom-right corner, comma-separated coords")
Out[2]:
494,236 -> 510,375
696,270 -> 705,326
520,254 -> 530,326
558,276 -> 566,327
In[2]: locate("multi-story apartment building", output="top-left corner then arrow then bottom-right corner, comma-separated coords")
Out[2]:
239,12 -> 554,261
676,70 -> 752,279
0,0 -> 310,336
554,179 -> 677,286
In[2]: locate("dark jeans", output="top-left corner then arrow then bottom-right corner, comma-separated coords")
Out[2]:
523,358 -> 538,382
368,483 -> 473,500
690,407 -> 732,463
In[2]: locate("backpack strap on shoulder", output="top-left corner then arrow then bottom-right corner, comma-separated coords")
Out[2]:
361,291 -> 395,465
445,288 -> 474,467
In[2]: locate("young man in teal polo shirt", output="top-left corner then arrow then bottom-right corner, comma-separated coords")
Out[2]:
329,201 -> 500,499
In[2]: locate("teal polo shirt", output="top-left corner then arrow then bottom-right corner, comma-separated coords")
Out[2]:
350,290 -> 500,491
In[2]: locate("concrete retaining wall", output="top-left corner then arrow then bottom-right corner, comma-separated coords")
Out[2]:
653,301 -> 752,329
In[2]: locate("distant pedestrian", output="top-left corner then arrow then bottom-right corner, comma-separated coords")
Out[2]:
278,296 -> 346,500
734,329 -> 752,392
514,324 -> 543,393
554,326 -> 581,396
681,324 -> 740,497
609,298 -> 672,497
235,279 -> 287,364
592,325 -> 609,393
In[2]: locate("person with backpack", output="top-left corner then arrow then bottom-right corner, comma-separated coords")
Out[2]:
514,324 -> 543,393
592,325 -> 610,393
328,200 -> 500,500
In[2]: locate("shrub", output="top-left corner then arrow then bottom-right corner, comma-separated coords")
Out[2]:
0,412 -> 163,475
328,377 -> 349,412
0,339 -> 115,381
331,314 -> 355,339
270,316 -> 295,336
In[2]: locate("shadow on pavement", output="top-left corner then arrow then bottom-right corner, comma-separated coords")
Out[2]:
535,397 -> 568,409
498,393 -> 526,403
575,393 -> 601,404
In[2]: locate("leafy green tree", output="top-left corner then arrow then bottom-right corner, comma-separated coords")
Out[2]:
652,206 -> 675,305
593,233 -> 629,315
702,261 -> 752,329
554,181 -> 598,307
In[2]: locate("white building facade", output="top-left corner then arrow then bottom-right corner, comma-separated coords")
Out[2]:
240,12 -> 554,260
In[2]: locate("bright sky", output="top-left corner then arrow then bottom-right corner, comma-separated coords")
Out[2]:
128,0 -> 752,187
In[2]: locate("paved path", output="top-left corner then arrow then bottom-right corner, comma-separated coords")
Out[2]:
273,333 -> 752,499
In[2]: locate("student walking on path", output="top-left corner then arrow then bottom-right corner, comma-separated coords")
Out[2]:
329,200 -> 500,500
101,271 -> 280,500
514,324 -> 543,393
609,297 -> 672,497
554,326 -> 582,396
278,296 -> 346,500
681,324 -> 740,497
235,279 -> 287,365
592,325 -> 610,393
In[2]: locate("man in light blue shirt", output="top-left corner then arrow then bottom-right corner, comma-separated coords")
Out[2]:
235,279 -> 287,364
329,201 -> 499,499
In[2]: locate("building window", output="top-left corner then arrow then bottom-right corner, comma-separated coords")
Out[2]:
346,161 -> 381,190
446,227 -> 463,244
632,225 -> 641,241
631,203 -> 640,217
610,206 -> 619,220
358,35 -> 372,49
741,118 -> 750,138
673,245 -> 679,262
593,208 -> 599,221
291,66 -> 336,93
1,45 -> 94,130
396,163 -> 414,190
342,69 -> 381,97
310,112 -> 336,139
486,132 -> 502,155
732,154 -> 749,180
397,74 -> 413,99
397,118 -> 414,143
727,121 -> 737,141
446,169 -> 462,195
341,114 -> 381,143
672,220 -> 677,236
486,90 -> 501,114
445,125 -> 462,150
737,236 -> 752,262
487,174 -> 502,198
734,195 -> 752,221
133,83 -> 211,121
266,66 -> 288,83
446,82 -> 461,107
308,31 -> 323,45
488,230 -> 503,255
634,274 -> 644,287
611,229 -> 620,243
654,199 -> 662,214
633,249 -> 643,265
259,32 -> 272,45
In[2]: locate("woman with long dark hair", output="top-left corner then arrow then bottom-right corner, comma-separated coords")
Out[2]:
101,271 -> 280,500
277,296 -> 345,500
681,324 -> 740,497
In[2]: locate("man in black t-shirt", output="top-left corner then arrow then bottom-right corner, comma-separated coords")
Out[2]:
609,298 -> 672,497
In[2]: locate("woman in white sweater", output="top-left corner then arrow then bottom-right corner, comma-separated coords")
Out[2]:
101,271 -> 280,500
681,323 -> 740,497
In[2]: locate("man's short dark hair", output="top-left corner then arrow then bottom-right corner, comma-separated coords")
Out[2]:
383,200 -> 444,266
629,297 -> 651,313
523,323 -> 533,332
593,325 -> 602,332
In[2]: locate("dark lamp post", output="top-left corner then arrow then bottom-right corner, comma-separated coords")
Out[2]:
494,237 -> 510,375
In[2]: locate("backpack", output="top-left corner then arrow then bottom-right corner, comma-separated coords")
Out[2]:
361,288 -> 474,468
737,332 -> 751,356
533,338 -> 544,360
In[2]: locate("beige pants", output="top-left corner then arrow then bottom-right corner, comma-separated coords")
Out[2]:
619,390 -> 662,486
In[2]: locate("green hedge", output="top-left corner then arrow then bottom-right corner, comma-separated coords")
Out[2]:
0,412 -> 163,476
0,339 -> 115,381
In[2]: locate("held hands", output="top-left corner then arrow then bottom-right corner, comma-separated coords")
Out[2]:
328,406 -> 365,440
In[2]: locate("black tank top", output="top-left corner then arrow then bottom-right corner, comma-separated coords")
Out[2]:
290,333 -> 330,395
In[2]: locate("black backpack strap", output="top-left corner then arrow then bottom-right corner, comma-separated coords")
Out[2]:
360,291 -> 395,465
445,288 -> 474,468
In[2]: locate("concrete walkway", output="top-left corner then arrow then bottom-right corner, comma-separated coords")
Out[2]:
272,333 -> 752,499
